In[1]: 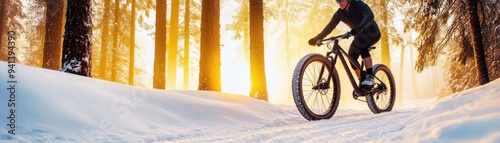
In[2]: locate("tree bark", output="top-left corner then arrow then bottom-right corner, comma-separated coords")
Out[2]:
0,0 -> 7,61
466,0 -> 489,85
60,0 -> 92,77
129,0 -> 136,85
249,0 -> 268,101
43,0 -> 66,70
153,0 -> 167,89
198,0 -> 221,91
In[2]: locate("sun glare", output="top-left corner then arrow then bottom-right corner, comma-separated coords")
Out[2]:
220,49 -> 251,96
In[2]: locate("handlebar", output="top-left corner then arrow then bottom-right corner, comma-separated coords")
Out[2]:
315,32 -> 353,46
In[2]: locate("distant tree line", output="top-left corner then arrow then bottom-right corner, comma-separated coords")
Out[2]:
1,0 -> 498,99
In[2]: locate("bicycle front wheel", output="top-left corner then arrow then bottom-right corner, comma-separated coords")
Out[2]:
366,64 -> 396,114
292,53 -> 340,121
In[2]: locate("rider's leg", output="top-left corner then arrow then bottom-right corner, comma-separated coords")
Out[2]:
357,23 -> 381,87
348,44 -> 361,79
363,57 -> 372,70
360,49 -> 374,86
361,23 -> 381,76
361,50 -> 373,76
352,34 -> 376,86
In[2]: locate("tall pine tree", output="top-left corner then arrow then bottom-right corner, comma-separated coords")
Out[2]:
198,0 -> 221,91
249,0 -> 268,101
129,0 -> 137,85
43,0 -> 65,70
0,0 -> 25,61
466,0 -> 489,85
60,0 -> 93,77
153,0 -> 167,89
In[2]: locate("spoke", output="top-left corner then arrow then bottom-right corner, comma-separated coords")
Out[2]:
301,60 -> 336,116
312,91 -> 319,114
305,62 -> 321,86
318,91 -> 323,114
305,68 -> 314,85
304,89 -> 315,102
304,77 -> 315,86
320,91 -> 326,114
305,63 -> 314,83
314,62 -> 321,79
379,93 -> 387,109
304,89 -> 315,103
309,89 -> 317,113
375,69 -> 392,110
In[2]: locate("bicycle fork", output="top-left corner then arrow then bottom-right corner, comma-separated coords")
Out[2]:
312,65 -> 330,90
313,53 -> 337,91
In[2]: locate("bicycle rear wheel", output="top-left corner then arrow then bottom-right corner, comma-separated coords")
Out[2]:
292,54 -> 340,121
366,64 -> 396,114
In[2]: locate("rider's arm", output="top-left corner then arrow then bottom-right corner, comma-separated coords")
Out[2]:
315,10 -> 341,40
358,2 -> 374,29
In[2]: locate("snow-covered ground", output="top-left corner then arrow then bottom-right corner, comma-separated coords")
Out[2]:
0,61 -> 499,143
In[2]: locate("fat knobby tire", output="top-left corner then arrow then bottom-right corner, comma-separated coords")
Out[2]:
366,64 -> 396,114
292,53 -> 340,121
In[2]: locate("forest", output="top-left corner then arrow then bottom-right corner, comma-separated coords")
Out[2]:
0,0 -> 498,105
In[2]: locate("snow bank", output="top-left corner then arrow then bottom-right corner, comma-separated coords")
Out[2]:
0,62 -> 301,142
1,61 -> 499,142
381,79 -> 500,142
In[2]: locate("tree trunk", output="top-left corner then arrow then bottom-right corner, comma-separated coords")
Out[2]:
111,0 -> 120,82
380,0 -> 391,68
167,0 -> 180,89
0,0 -> 7,61
153,0 -> 167,89
100,0 -> 111,79
43,0 -> 66,70
0,1 -> 24,62
129,0 -> 136,85
183,0 -> 190,90
466,0 -> 489,85
249,0 -> 268,101
198,0 -> 221,91
60,0 -> 92,77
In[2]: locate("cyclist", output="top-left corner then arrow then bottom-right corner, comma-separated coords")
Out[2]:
308,0 -> 381,87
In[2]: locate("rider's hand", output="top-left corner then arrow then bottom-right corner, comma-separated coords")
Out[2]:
350,26 -> 363,36
308,38 -> 318,46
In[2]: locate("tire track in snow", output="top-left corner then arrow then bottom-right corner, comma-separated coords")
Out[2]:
159,107 -> 421,143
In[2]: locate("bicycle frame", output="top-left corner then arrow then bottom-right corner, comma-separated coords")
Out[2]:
319,38 -> 366,97
293,30 -> 394,120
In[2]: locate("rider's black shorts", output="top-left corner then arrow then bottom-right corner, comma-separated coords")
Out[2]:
348,22 -> 381,70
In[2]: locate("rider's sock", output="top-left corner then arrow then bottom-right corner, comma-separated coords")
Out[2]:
366,68 -> 373,75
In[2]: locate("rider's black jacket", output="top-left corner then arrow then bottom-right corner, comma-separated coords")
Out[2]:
314,0 -> 378,39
